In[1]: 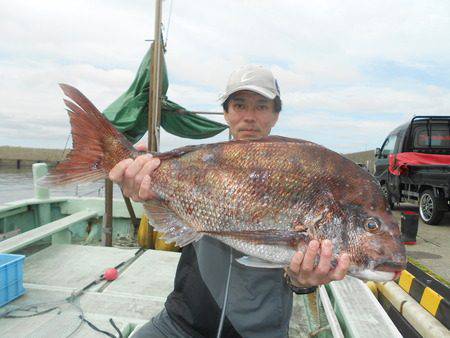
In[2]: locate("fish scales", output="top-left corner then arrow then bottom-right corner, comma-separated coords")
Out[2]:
150,140 -> 349,241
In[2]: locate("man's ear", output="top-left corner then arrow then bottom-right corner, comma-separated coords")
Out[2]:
270,112 -> 279,128
223,110 -> 230,124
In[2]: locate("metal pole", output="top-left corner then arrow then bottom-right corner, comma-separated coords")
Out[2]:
102,179 -> 113,247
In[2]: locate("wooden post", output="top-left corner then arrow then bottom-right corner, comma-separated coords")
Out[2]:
148,0 -> 163,153
144,0 -> 163,249
123,195 -> 140,232
102,179 -> 113,247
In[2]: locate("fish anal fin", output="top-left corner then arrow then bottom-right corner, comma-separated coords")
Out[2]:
144,200 -> 202,247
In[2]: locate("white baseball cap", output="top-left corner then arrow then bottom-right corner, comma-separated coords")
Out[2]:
219,64 -> 280,104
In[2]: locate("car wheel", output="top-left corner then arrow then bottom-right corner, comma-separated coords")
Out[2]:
419,189 -> 444,225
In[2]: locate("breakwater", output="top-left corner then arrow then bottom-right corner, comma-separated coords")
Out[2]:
0,146 -> 69,168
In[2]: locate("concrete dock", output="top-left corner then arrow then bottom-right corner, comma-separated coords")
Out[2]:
392,204 -> 450,283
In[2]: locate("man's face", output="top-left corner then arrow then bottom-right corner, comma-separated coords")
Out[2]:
224,90 -> 279,140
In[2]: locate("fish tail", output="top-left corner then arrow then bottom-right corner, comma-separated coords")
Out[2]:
40,84 -> 138,186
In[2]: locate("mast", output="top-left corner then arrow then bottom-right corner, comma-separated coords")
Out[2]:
142,0 -> 163,249
148,0 -> 163,152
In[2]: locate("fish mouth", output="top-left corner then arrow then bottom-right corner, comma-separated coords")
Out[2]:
348,258 -> 406,282
373,261 -> 405,280
348,269 -> 399,282
374,261 -> 406,273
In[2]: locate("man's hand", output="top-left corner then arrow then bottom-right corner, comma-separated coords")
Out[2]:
286,239 -> 350,287
108,144 -> 161,201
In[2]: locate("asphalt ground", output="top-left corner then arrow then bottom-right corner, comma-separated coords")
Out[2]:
391,204 -> 450,283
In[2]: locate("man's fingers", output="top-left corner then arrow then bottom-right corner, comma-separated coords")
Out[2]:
138,175 -> 153,200
124,155 -> 153,180
109,159 -> 134,183
289,251 -> 304,273
135,143 -> 148,152
316,240 -> 332,276
141,158 -> 161,177
134,158 -> 160,195
300,240 -> 319,272
330,253 -> 350,281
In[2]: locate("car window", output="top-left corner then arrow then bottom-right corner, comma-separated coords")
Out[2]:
414,125 -> 450,148
381,134 -> 397,157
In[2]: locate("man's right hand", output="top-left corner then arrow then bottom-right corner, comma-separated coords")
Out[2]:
108,144 -> 161,202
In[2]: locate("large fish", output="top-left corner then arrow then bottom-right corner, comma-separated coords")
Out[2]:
43,84 -> 407,282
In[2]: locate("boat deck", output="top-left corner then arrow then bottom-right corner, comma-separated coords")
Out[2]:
1,244 -> 324,337
0,245 -> 179,337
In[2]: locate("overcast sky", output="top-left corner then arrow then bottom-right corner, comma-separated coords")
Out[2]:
1,0 -> 449,154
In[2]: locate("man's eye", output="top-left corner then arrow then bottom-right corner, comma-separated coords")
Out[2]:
235,104 -> 245,109
257,105 -> 268,111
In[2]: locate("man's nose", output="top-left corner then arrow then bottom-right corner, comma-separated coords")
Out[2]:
242,107 -> 257,121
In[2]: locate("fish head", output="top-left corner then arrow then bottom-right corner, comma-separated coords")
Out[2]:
338,202 -> 407,282
318,161 -> 407,282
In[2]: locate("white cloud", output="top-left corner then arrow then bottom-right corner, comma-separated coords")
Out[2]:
0,0 -> 449,153
284,85 -> 450,115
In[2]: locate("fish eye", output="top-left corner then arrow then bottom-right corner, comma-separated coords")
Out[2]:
364,218 -> 380,233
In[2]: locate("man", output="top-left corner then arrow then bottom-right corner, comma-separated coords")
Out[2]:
109,65 -> 349,337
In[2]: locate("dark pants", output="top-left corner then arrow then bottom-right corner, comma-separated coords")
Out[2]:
130,308 -> 189,338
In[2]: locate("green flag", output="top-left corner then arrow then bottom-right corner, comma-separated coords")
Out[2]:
103,45 -> 228,144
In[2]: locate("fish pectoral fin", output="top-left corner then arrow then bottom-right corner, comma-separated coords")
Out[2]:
201,229 -> 309,246
236,256 -> 287,269
144,200 -> 202,247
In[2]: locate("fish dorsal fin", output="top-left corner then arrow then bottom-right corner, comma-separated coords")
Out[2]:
153,135 -> 312,161
143,200 -> 203,247
236,256 -> 286,269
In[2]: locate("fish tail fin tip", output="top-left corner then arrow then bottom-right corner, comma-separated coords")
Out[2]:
43,84 -> 136,187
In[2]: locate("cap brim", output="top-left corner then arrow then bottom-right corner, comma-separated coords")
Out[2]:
218,85 -> 277,104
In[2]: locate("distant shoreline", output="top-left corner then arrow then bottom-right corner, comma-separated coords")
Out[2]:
0,145 -> 375,170
0,146 -> 70,168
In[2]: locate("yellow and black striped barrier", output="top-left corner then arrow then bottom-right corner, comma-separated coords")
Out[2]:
397,263 -> 449,329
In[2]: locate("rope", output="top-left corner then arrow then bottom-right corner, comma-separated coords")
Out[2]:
164,0 -> 174,47
61,133 -> 71,161
216,247 -> 233,338
78,315 -> 122,338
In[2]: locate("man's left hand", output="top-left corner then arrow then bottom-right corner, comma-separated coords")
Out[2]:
286,239 -> 350,287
